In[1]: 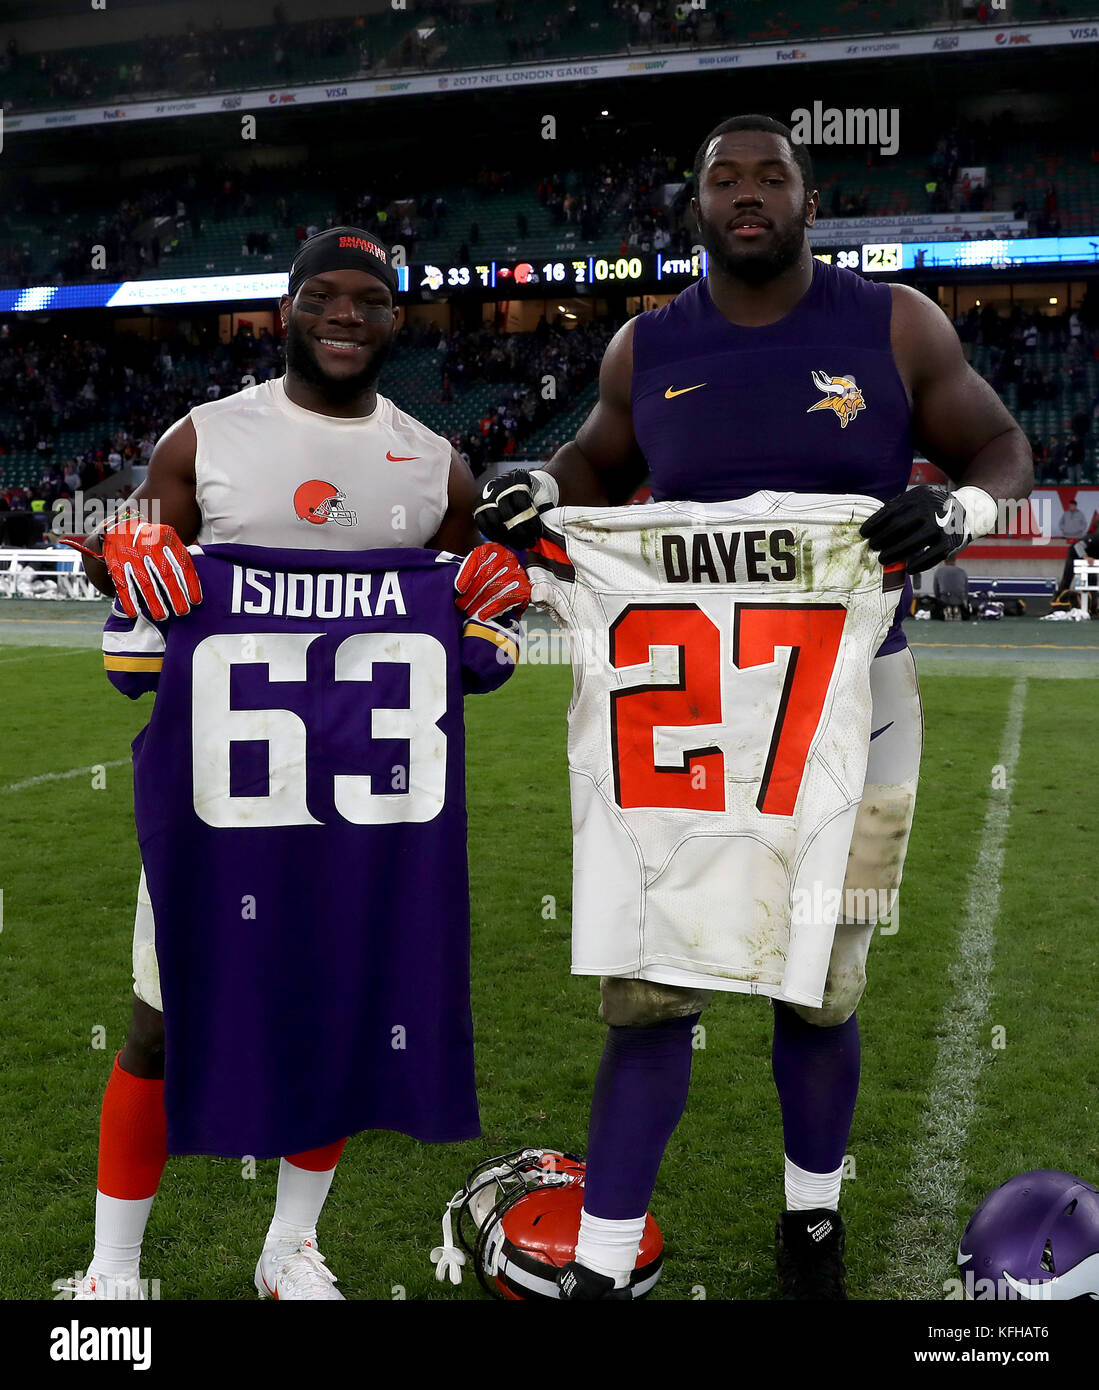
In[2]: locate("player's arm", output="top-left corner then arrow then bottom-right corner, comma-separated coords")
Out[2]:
546,317 -> 649,505
434,447 -> 532,622
474,318 -> 649,546
428,450 -> 482,555
892,284 -> 1033,499
861,286 -> 1034,572
68,416 -> 203,615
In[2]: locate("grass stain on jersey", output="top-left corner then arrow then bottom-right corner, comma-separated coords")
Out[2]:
796,529 -> 815,593
573,521 -> 612,543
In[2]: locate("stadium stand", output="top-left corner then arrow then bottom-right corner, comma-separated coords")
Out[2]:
1,297 -> 1096,529
3,123 -> 1092,292
0,315 -> 620,518
2,2 -> 1095,114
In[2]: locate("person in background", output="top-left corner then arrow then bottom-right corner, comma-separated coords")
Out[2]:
1059,496 -> 1088,541
1058,503 -> 1096,595
933,555 -> 970,619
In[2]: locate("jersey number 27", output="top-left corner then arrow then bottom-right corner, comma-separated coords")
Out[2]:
609,602 -> 846,817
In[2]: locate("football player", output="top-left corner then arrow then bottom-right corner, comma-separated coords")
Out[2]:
62,227 -> 529,1300
474,116 -> 1033,1300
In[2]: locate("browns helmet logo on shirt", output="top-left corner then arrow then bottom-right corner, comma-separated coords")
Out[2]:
293,479 -> 357,526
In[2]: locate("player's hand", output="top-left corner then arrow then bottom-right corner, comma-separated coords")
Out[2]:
473,468 -> 559,548
61,516 -> 202,620
454,542 -> 531,622
860,484 -> 974,574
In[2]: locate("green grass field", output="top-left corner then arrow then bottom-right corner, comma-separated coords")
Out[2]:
1,608 -> 1097,1301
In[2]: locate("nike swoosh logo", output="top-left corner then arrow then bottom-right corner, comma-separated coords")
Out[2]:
386,450 -> 419,461
870,722 -> 894,741
664,384 -> 706,399
934,504 -> 954,529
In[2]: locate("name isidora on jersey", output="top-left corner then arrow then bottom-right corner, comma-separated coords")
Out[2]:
229,564 -> 408,619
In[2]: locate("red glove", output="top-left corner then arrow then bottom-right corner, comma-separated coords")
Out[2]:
61,516 -> 202,620
454,542 -> 531,622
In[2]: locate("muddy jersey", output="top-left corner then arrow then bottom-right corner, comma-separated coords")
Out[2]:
527,493 -> 905,1008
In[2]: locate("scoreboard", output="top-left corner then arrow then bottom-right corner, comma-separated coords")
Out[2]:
2,235 -> 1093,317
415,251 -> 706,295
405,234 -> 1099,299
810,243 -> 903,273
409,244 -> 909,298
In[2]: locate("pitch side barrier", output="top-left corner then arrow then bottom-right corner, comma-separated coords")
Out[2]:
0,548 -> 103,600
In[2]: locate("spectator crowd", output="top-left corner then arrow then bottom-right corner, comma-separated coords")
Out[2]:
956,288 -> 1099,484
0,312 -> 619,542
435,315 -> 617,471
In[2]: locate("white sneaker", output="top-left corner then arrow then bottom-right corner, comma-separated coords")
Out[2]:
62,1270 -> 147,1300
254,1238 -> 345,1301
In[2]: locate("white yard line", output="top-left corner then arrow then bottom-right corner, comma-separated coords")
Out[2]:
889,675 -> 1027,1300
0,649 -> 88,665
0,758 -> 131,795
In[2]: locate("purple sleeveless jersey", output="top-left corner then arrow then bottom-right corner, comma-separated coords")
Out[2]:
631,259 -> 913,652
104,544 -> 518,1158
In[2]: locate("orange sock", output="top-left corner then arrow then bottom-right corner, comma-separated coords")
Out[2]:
97,1054 -> 168,1200
284,1138 -> 347,1172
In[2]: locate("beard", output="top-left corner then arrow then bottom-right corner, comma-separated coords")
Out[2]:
697,207 -> 808,287
284,314 -> 393,405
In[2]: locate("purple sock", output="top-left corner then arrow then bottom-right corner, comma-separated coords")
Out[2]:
582,1014 -> 697,1220
771,1000 -> 860,1174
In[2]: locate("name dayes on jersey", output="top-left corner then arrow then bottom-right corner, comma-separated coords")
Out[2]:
658,527 -> 797,585
535,493 -> 906,603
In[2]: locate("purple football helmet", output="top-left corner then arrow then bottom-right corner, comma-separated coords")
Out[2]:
958,1170 -> 1099,1300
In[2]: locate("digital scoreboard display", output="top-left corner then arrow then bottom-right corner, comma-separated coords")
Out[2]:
4,236 -> 1091,317
811,243 -> 903,273
414,251 -> 706,296
409,245 -> 915,298
402,237 -> 1099,297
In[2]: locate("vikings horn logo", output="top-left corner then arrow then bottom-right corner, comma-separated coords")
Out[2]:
806,370 -> 867,429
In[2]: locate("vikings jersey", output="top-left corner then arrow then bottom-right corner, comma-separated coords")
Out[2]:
631,259 -> 913,653
527,494 -> 904,1009
190,376 -> 451,550
103,544 -> 518,1158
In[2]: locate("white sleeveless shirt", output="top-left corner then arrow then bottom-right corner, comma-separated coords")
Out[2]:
190,376 -> 451,550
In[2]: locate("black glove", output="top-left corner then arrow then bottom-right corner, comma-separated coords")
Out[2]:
474,469 -> 557,548
860,484 -> 972,574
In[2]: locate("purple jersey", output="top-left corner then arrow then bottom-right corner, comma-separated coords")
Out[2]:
631,259 -> 913,652
103,544 -> 518,1158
